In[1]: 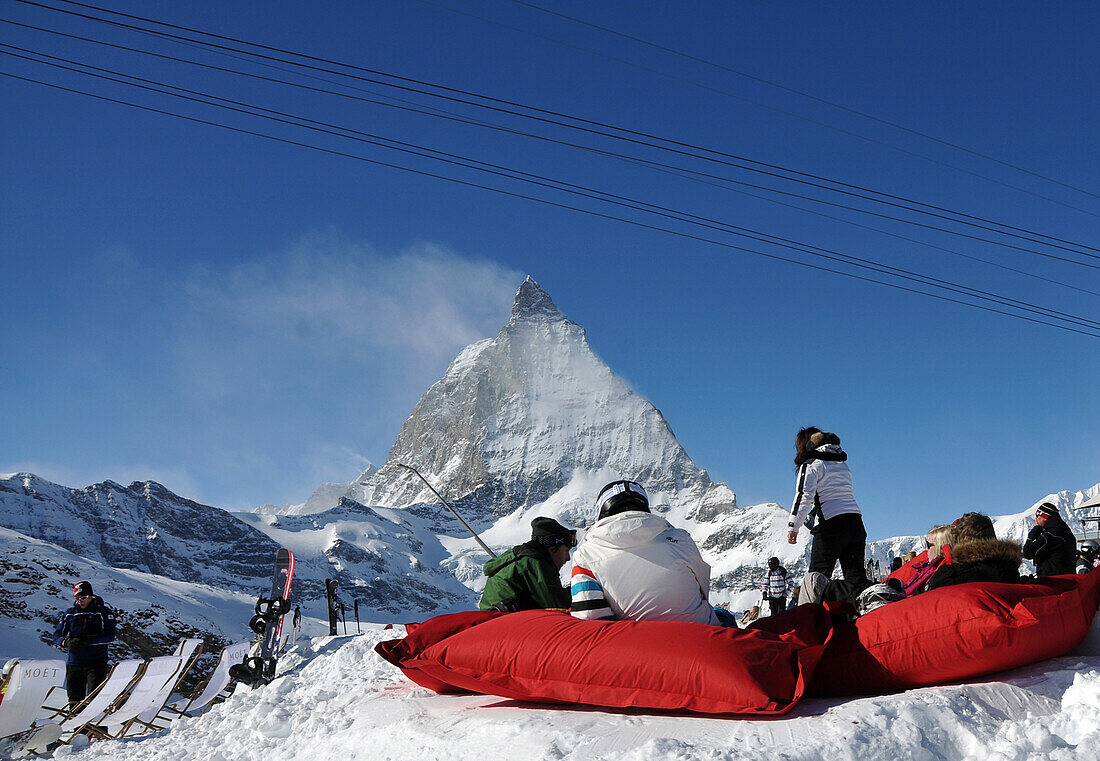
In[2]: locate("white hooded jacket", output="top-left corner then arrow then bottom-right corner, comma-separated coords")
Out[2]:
788,443 -> 861,537
570,511 -> 718,625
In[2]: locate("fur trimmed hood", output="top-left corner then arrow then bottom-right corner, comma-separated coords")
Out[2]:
951,539 -> 1023,566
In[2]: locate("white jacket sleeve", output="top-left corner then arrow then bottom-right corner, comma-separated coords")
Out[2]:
569,549 -> 615,620
789,462 -> 819,535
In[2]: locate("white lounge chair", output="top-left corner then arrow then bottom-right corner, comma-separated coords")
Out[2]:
162,641 -> 251,718
0,660 -> 65,739
42,659 -> 143,738
94,655 -> 184,738
92,638 -> 204,739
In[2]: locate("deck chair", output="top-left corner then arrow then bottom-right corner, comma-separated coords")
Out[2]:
0,660 -> 65,740
93,638 -> 204,739
161,641 -> 251,718
89,655 -> 184,739
40,659 -> 143,738
171,638 -> 204,659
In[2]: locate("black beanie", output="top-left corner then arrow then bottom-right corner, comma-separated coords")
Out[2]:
1037,502 -> 1058,518
73,581 -> 93,598
531,517 -> 576,547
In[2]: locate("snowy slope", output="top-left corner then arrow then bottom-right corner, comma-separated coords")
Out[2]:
233,497 -> 479,621
41,617 -> 1100,761
0,474 -> 279,591
0,524 -> 336,697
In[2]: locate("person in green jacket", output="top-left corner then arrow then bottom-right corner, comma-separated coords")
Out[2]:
479,517 -> 576,612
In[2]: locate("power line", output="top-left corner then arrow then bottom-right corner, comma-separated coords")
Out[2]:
4,53 -> 1097,338
7,69 -> 1098,340
15,0 -> 1100,260
6,16 -> 1098,289
504,0 -> 1100,203
415,0 -> 1100,219
8,14 -> 1095,290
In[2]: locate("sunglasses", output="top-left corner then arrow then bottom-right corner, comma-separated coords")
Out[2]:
924,540 -> 933,549
75,594 -> 91,600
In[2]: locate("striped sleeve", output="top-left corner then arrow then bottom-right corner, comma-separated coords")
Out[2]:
570,565 -> 614,620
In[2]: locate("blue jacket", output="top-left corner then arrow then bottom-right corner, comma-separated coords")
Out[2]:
52,596 -> 117,666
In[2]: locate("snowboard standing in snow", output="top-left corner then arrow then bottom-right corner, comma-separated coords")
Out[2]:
229,548 -> 296,688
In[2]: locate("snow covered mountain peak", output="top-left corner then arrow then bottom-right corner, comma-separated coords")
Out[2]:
348,278 -> 737,536
509,275 -> 567,324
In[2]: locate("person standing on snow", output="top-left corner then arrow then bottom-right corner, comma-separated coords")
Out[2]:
570,480 -> 735,626
762,557 -> 792,616
52,581 -> 117,707
786,428 -> 868,584
1022,502 -> 1077,577
479,517 -> 576,612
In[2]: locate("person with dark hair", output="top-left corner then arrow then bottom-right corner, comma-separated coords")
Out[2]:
52,581 -> 117,707
925,513 -> 1023,590
479,517 -> 576,612
570,480 -> 730,625
762,557 -> 792,616
786,428 -> 868,584
1022,502 -> 1077,577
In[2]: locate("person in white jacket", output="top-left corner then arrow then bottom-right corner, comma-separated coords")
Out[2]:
570,480 -> 733,626
786,428 -> 868,584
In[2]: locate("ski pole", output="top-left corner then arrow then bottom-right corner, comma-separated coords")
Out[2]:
340,604 -> 347,636
397,463 -> 497,558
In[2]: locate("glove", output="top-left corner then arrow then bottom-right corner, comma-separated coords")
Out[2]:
64,636 -> 88,651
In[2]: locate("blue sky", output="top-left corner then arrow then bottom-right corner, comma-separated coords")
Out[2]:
2,0 -> 1097,540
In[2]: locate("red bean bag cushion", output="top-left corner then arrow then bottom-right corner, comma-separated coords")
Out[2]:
376,605 -> 834,715
809,567 -> 1100,697
887,549 -> 929,584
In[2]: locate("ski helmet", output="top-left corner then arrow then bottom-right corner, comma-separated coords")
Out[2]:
1080,540 -> 1100,562
73,581 -> 93,598
595,480 -> 649,521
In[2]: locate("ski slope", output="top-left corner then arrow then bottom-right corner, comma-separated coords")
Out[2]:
49,616 -> 1100,761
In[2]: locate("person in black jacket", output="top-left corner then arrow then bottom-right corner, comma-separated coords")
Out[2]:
1022,502 -> 1078,577
926,513 -> 1023,590
52,581 -> 118,707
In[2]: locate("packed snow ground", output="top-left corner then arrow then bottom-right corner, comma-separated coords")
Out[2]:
44,616 -> 1100,761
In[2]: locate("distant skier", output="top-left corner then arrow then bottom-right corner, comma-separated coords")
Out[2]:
52,581 -> 117,707
1022,502 -> 1077,577
786,428 -> 868,584
479,517 -> 576,612
762,557 -> 791,616
570,480 -> 736,626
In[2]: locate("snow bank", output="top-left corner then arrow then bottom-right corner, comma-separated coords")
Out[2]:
48,619 -> 1100,761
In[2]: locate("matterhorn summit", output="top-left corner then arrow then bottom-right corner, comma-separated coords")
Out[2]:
349,277 -> 737,532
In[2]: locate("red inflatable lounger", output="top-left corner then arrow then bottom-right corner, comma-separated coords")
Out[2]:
376,569 -> 1100,714
376,605 -> 834,715
809,567 -> 1100,697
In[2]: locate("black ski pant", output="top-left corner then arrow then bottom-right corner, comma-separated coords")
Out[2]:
65,661 -> 109,707
808,513 -> 868,584
767,596 -> 786,616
